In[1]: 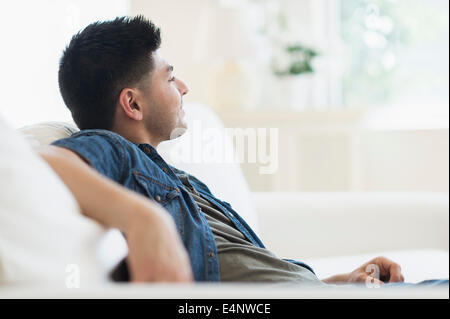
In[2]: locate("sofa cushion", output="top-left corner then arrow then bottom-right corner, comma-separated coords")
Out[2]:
19,121 -> 79,147
0,115 -> 121,286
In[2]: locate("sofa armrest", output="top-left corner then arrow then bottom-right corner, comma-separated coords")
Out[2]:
251,192 -> 449,259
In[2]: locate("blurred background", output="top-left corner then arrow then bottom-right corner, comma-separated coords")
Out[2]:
0,0 -> 448,193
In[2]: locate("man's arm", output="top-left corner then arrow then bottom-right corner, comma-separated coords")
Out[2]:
37,145 -> 193,283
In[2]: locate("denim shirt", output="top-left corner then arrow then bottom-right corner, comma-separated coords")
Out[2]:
52,129 -> 315,282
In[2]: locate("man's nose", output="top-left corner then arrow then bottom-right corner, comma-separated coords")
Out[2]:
176,78 -> 189,96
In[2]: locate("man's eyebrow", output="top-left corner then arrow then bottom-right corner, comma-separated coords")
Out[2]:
167,65 -> 174,72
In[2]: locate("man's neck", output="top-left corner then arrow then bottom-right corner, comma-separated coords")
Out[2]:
111,126 -> 161,149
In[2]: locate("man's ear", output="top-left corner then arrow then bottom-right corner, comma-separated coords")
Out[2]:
117,88 -> 143,121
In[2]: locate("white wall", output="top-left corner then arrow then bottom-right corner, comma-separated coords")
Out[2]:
359,129 -> 449,193
219,109 -> 449,193
0,0 -> 129,128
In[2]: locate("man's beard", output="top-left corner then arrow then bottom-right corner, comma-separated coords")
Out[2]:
169,108 -> 188,140
169,119 -> 187,140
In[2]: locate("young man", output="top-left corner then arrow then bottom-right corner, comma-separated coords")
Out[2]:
39,16 -> 406,286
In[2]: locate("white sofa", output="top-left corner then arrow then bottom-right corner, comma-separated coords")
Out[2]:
254,191 -> 449,283
0,103 -> 448,298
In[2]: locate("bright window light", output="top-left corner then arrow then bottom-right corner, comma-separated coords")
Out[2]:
341,0 -> 449,127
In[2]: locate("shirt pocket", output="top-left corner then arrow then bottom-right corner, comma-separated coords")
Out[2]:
131,170 -> 185,236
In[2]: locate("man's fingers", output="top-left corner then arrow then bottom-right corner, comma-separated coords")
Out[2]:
388,262 -> 403,283
371,256 -> 403,283
365,275 -> 384,287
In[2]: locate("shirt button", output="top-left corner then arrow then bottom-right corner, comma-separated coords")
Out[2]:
144,147 -> 151,154
155,195 -> 162,202
162,168 -> 168,173
208,252 -> 215,258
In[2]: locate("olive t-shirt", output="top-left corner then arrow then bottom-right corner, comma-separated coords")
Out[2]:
179,176 -> 324,285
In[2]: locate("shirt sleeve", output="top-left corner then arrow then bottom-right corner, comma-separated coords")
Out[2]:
283,259 -> 316,275
51,130 -> 130,183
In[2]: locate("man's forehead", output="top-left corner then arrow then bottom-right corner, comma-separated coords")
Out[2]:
152,50 -> 171,71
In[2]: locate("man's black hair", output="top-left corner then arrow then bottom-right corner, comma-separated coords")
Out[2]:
58,15 -> 161,130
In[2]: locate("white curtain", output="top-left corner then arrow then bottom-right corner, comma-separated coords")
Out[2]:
272,0 -> 343,109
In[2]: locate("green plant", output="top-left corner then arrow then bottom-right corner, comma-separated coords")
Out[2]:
272,44 -> 318,77
257,4 -> 319,77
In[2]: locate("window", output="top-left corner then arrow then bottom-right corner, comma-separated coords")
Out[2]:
341,0 -> 449,110
259,0 -> 448,126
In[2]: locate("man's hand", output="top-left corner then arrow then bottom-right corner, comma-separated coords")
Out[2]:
322,256 -> 404,285
126,205 -> 193,282
347,256 -> 404,285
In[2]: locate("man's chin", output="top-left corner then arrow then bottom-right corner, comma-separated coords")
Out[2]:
169,123 -> 188,140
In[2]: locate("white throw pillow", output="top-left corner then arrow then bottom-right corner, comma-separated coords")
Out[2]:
19,121 -> 79,147
0,115 -> 124,287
